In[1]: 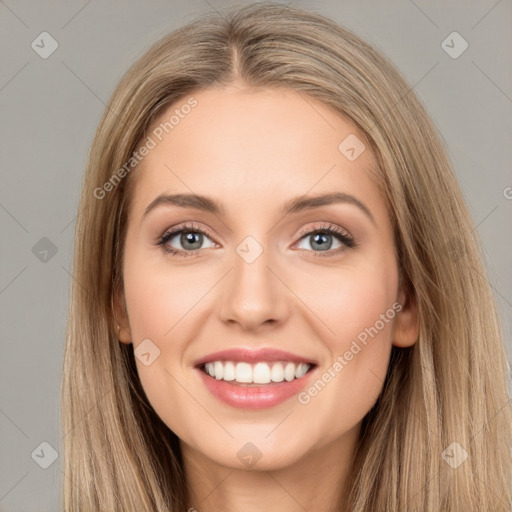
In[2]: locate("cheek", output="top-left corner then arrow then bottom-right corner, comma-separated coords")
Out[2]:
123,254 -> 207,344
294,256 -> 398,350
289,256 -> 398,426
121,252 -> 209,434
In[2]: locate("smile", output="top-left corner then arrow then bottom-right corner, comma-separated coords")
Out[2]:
201,360 -> 312,384
195,349 -> 318,409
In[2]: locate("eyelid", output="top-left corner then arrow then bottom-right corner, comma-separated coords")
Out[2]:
157,221 -> 218,246
294,222 -> 351,240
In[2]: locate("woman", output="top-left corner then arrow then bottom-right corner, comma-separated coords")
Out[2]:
61,2 -> 512,510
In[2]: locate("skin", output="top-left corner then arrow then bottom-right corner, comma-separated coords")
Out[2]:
114,84 -> 419,512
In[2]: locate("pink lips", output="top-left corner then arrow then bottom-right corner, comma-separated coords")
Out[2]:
193,347 -> 317,367
194,347 -> 317,410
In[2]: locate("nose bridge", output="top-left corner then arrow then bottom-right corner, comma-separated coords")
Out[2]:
218,234 -> 289,329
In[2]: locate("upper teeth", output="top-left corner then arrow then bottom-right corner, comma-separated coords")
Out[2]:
204,361 -> 311,384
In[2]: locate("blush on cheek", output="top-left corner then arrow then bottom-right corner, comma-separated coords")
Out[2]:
320,281 -> 394,338
124,260 -> 199,341
316,280 -> 396,384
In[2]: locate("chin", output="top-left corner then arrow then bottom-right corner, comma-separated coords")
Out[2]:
198,438 -> 310,472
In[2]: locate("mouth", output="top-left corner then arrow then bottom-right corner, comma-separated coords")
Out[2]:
193,348 -> 318,409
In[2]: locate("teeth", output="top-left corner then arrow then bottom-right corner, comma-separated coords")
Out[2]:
284,362 -> 295,381
214,361 -> 223,380
253,362 -> 271,384
236,362 -> 252,383
270,362 -> 284,382
295,363 -> 309,378
223,361 -> 235,381
203,361 -> 312,384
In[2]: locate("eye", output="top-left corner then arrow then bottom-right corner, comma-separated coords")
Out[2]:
294,223 -> 355,257
157,221 -> 355,258
157,221 -> 216,257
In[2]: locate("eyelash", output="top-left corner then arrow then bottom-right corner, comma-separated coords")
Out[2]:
157,221 -> 356,258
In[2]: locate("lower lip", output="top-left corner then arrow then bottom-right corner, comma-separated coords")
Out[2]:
196,366 -> 316,410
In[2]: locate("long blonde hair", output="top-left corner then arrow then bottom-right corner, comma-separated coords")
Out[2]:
61,2 -> 512,510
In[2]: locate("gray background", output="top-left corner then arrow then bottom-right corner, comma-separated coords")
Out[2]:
1,1 -> 511,510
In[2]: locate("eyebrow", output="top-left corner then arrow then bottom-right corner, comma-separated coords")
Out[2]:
143,192 -> 376,225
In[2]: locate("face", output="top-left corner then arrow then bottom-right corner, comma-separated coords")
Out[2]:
115,85 -> 418,472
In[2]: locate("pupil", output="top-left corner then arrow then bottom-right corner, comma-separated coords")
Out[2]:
312,233 -> 332,251
182,231 -> 202,250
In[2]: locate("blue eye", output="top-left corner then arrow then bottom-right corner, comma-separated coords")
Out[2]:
157,222 -> 215,257
294,223 -> 355,257
157,222 -> 355,258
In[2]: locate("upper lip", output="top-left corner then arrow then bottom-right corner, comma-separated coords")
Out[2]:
193,348 -> 318,367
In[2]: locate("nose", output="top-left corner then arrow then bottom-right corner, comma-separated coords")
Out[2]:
218,244 -> 290,332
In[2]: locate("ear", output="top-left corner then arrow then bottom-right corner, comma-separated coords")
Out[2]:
392,282 -> 419,348
112,287 -> 132,344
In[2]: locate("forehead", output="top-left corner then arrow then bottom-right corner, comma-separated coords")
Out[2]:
129,86 -> 386,223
